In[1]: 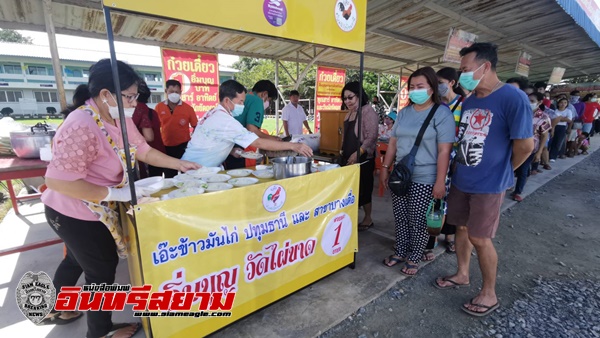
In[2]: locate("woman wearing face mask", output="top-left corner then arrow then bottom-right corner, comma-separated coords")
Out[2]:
340,81 -> 379,230
182,80 -> 313,167
581,93 -> 600,136
380,67 -> 455,276
512,93 -> 552,202
41,59 -> 200,338
422,67 -> 468,257
549,98 -> 574,161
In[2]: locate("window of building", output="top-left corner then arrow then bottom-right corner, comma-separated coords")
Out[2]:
150,94 -> 163,103
82,69 -> 89,78
2,64 -> 22,74
34,91 -> 59,103
144,73 -> 161,82
64,67 -> 83,77
0,90 -> 23,102
28,66 -> 48,75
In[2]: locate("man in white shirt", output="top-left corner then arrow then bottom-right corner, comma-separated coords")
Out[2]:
182,81 -> 312,167
282,90 -> 312,136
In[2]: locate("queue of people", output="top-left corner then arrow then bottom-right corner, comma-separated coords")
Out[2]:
41,41 -> 595,338
374,43 -> 534,317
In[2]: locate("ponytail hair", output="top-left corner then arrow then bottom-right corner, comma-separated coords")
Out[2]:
61,58 -> 141,117
61,84 -> 91,117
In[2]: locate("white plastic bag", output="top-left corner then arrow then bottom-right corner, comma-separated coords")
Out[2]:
290,132 -> 320,152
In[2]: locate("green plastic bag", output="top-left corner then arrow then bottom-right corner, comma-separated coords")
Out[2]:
426,199 -> 446,236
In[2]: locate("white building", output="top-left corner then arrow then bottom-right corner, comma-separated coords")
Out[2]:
0,42 -> 238,117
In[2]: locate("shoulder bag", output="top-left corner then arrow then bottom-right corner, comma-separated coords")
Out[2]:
388,104 -> 440,196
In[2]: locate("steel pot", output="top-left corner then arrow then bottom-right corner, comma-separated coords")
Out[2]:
10,122 -> 56,159
271,156 -> 312,179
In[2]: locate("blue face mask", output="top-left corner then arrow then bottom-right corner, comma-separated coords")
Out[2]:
459,63 -> 486,91
231,104 -> 245,117
409,88 -> 431,105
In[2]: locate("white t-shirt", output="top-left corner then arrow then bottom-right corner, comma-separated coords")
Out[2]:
282,102 -> 307,136
552,108 -> 574,127
182,105 -> 258,167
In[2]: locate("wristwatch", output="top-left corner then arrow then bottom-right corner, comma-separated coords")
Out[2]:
382,164 -> 390,168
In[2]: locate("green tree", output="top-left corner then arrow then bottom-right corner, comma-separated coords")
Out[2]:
232,57 -> 317,108
232,57 -> 399,110
0,29 -> 33,44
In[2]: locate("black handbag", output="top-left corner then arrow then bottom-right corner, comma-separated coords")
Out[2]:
388,104 -> 440,196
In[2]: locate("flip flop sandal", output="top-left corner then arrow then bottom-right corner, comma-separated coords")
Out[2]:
399,263 -> 419,277
382,255 -> 405,267
461,298 -> 500,317
358,223 -> 374,231
421,250 -> 435,261
106,322 -> 141,338
433,277 -> 470,290
38,311 -> 83,326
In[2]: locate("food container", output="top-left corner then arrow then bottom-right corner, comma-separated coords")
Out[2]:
9,123 -> 56,159
271,156 -> 312,180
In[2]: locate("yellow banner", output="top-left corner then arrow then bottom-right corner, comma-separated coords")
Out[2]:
104,0 -> 367,52
131,166 -> 359,337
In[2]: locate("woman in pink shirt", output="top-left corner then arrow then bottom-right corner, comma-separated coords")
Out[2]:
41,59 -> 199,338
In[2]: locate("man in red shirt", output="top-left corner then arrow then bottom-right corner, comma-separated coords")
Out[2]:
155,79 -> 198,178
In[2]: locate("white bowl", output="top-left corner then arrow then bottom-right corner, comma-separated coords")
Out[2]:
228,177 -> 259,187
227,169 -> 253,177
255,165 -> 273,171
134,177 -> 164,195
252,169 -> 274,179
185,167 -> 222,177
204,174 -> 232,183
205,183 -> 234,192
174,180 -> 207,189
167,187 -> 205,199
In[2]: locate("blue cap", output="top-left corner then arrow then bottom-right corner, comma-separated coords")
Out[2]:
386,111 -> 397,121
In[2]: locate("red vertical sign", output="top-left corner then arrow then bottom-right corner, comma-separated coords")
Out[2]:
398,76 -> 410,109
314,66 -> 346,132
161,48 -> 220,118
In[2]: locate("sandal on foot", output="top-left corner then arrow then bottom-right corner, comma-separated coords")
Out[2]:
400,262 -> 419,277
358,223 -> 374,231
422,250 -> 435,261
105,322 -> 140,338
433,277 -> 470,290
446,241 -> 456,254
38,311 -> 83,325
382,255 -> 405,267
461,298 -> 500,317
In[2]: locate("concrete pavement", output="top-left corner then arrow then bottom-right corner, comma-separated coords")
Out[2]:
0,140 -> 597,338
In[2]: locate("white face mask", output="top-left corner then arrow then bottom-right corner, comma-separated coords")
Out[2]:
231,104 -> 245,117
530,102 -> 539,111
104,94 -> 135,119
168,93 -> 180,103
263,100 -> 270,110
592,97 -> 598,102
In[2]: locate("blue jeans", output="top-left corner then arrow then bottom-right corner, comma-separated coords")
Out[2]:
514,153 -> 535,195
582,123 -> 593,134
